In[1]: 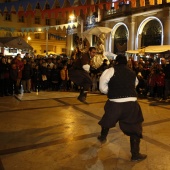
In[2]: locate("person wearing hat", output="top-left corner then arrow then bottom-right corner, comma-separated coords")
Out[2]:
97,54 -> 147,162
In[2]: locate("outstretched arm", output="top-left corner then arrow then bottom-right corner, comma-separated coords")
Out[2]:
99,67 -> 114,94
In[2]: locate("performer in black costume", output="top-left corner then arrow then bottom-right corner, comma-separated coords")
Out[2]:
98,54 -> 147,162
68,47 -> 96,103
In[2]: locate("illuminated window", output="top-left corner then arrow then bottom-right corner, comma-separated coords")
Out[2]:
112,0 -> 130,7
126,0 -> 130,4
112,0 -> 117,8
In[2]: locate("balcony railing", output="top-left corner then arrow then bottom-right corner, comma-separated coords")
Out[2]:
102,2 -> 170,21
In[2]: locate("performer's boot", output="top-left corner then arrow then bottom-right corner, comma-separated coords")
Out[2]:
97,127 -> 109,143
77,89 -> 88,103
130,135 -> 147,162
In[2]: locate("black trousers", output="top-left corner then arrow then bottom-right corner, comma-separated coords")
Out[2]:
68,68 -> 92,91
99,100 -> 144,138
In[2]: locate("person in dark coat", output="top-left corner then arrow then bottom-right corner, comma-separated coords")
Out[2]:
32,65 -> 41,92
161,58 -> 170,101
0,57 -> 11,96
98,54 -> 147,162
40,63 -> 48,90
11,54 -> 24,94
22,59 -> 33,93
9,63 -> 18,95
68,47 -> 97,103
51,64 -> 61,91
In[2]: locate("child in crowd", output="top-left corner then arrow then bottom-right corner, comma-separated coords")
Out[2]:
60,64 -> 69,91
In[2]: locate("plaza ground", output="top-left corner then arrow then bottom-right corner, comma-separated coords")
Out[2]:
0,91 -> 170,170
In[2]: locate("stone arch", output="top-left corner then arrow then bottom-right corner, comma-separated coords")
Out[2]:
110,22 -> 129,54
136,16 -> 163,49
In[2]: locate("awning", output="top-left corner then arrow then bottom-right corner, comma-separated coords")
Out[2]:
0,37 -> 33,50
41,51 -> 57,55
126,45 -> 170,54
144,45 -> 170,53
126,50 -> 139,54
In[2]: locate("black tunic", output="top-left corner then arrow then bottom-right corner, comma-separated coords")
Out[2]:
68,52 -> 92,90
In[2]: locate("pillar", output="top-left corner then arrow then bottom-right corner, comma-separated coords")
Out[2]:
138,34 -> 142,49
45,28 -> 49,55
112,37 -> 115,54
79,19 -> 84,50
66,34 -> 73,56
163,7 -> 170,45
128,16 -> 136,50
103,22 -> 110,52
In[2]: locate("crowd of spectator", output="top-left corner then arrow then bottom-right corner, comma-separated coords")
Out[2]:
0,52 -> 170,102
128,56 -> 170,101
0,53 -> 73,96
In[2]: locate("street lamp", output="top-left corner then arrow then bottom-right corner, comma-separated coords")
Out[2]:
27,36 -> 31,43
69,14 -> 75,22
68,14 -> 76,29
67,15 -> 76,54
46,27 -> 49,56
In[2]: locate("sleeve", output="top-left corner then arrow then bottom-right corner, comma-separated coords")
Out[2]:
82,64 -> 90,72
81,53 -> 91,72
135,77 -> 139,87
99,67 -> 114,94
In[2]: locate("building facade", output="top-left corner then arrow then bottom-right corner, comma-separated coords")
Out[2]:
0,0 -> 67,56
0,0 -> 170,57
78,1 -> 170,57
102,4 -> 170,55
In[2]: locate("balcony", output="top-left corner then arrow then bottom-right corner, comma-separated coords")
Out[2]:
102,1 -> 170,21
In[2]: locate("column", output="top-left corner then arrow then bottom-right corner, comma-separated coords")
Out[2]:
98,6 -> 101,22
66,34 -> 73,56
138,34 -> 142,49
80,19 -> 84,34
79,18 -> 84,50
163,7 -> 170,45
105,33 -> 112,52
128,16 -> 136,50
46,27 -> 49,56
112,37 -> 115,54
103,22 -> 110,52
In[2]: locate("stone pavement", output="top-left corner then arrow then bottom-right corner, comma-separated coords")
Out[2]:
0,91 -> 170,170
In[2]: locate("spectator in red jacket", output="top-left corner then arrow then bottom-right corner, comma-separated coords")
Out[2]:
147,69 -> 157,98
12,54 -> 24,94
156,69 -> 165,100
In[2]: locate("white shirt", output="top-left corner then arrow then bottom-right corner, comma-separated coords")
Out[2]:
99,67 -> 139,102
